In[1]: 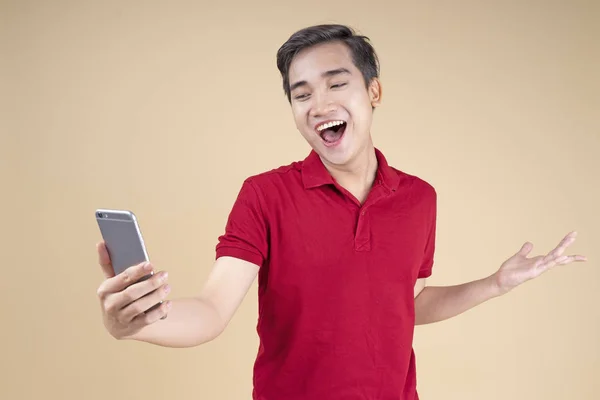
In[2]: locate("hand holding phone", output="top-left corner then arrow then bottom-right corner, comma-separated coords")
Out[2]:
96,243 -> 171,339
95,210 -> 172,339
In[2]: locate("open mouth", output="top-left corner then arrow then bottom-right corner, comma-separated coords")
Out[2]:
316,120 -> 347,145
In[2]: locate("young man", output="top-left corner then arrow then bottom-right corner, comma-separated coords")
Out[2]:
95,25 -> 587,399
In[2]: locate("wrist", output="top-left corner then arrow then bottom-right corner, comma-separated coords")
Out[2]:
484,273 -> 508,298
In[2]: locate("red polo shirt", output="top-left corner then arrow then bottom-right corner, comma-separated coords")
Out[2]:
216,148 -> 437,400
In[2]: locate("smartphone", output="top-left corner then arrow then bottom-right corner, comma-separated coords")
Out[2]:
95,208 -> 162,313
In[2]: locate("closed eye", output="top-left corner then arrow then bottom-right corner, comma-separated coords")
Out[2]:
331,82 -> 348,89
294,93 -> 310,101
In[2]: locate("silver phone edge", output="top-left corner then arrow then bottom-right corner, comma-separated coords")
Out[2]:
95,208 -> 151,263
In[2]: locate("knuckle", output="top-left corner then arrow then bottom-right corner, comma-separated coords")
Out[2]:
116,315 -> 129,326
105,301 -> 118,314
153,272 -> 167,288
124,263 -> 143,281
96,285 -> 107,299
159,284 -> 171,299
142,312 -> 154,325
132,302 -> 146,315
121,287 -> 135,303
121,269 -> 132,284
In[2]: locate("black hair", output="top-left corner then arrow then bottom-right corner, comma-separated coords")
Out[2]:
276,24 -> 380,102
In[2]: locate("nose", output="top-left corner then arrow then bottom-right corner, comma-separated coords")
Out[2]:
310,91 -> 336,118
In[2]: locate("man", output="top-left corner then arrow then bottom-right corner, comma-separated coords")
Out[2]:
95,24 -> 587,399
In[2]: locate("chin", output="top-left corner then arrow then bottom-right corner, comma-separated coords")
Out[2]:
315,137 -> 356,166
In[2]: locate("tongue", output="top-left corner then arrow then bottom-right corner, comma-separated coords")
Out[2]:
321,128 -> 343,143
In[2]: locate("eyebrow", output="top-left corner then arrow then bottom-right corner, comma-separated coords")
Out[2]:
289,68 -> 352,93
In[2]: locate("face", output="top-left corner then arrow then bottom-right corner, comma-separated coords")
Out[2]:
288,41 -> 382,167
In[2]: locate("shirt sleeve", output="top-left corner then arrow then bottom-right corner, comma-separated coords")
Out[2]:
215,179 -> 269,268
418,186 -> 437,279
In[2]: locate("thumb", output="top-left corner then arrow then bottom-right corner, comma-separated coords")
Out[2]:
517,242 -> 534,257
97,241 -> 115,279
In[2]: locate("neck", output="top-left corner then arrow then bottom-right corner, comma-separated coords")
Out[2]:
322,141 -> 378,203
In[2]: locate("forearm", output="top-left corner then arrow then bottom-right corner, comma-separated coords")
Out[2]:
414,275 -> 503,325
125,297 -> 224,348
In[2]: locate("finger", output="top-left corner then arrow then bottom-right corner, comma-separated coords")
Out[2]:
115,270 -> 168,308
97,242 -> 115,279
541,255 -> 567,269
103,268 -> 164,313
540,251 -> 566,269
119,280 -> 171,323
132,300 -> 172,328
540,232 -> 578,265
541,251 -> 560,266
550,231 -> 578,258
518,242 -> 534,257
97,261 -> 153,299
541,254 -> 587,272
554,255 -> 588,265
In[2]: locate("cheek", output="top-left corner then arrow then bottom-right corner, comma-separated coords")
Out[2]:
292,104 -> 309,128
346,93 -> 372,125
290,105 -> 302,126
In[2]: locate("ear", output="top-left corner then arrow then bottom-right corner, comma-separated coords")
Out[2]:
368,78 -> 382,108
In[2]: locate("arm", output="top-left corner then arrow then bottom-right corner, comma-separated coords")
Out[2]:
96,180 -> 269,347
129,256 -> 258,347
97,241 -> 259,348
414,276 -> 501,325
413,231 -> 587,326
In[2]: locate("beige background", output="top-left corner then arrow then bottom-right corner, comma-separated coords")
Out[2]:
2,1 -> 599,399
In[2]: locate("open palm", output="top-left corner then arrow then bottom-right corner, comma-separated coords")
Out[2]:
494,231 -> 587,294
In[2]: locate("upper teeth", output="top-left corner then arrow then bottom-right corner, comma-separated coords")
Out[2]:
317,120 -> 345,132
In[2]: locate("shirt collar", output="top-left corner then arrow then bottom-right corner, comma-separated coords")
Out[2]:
300,147 -> 401,192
